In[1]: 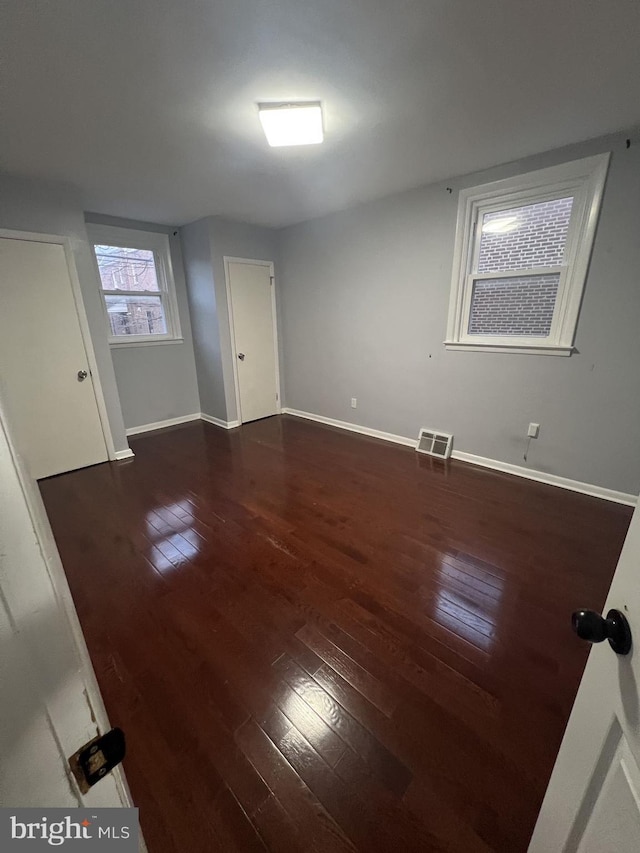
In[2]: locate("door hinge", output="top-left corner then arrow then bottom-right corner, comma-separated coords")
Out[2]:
69,728 -> 126,794
270,276 -> 274,285
276,393 -> 279,401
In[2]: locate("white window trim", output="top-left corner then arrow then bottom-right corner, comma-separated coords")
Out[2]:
87,224 -> 183,347
444,153 -> 610,355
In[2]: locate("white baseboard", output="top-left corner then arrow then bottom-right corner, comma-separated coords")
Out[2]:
282,407 -> 637,507
281,407 -> 416,449
200,413 -> 241,430
126,412 -> 241,437
126,413 -> 201,437
113,448 -> 135,461
450,451 -> 636,507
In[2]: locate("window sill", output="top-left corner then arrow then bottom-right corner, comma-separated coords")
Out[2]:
109,337 -> 184,349
443,341 -> 574,356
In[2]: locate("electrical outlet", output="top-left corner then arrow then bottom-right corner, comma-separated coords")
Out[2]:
528,423 -> 540,438
351,397 -> 357,409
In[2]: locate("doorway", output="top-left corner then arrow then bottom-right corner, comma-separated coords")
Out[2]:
225,257 -> 281,424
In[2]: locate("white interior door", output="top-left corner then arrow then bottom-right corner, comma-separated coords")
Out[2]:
227,259 -> 279,424
0,236 -> 108,479
0,398 -> 131,811
529,500 -> 640,851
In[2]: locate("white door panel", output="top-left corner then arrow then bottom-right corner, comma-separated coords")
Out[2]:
530,500 -> 640,852
0,238 -> 108,478
227,260 -> 278,424
576,733 -> 640,852
0,401 -> 129,810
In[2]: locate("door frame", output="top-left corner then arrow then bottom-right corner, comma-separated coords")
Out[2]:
0,228 -> 116,461
223,256 -> 282,424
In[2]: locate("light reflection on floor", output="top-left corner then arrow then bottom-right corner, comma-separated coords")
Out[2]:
430,556 -> 505,652
144,499 -> 202,571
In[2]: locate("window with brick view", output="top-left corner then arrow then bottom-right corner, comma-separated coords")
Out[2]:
445,155 -> 609,355
95,246 -> 167,338
88,224 -> 182,346
469,197 -> 573,338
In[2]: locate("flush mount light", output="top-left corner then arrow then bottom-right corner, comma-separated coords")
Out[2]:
482,216 -> 519,234
258,102 -> 324,147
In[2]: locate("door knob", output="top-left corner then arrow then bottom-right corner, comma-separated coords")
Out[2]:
77,369 -> 88,382
237,353 -> 245,361
571,608 -> 632,655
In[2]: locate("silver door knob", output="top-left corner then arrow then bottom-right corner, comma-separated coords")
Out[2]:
237,353 -> 245,361
77,370 -> 88,381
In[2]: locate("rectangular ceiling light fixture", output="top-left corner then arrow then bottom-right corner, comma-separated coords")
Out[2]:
258,102 -> 324,147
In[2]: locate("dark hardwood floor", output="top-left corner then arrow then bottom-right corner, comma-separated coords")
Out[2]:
40,415 -> 632,852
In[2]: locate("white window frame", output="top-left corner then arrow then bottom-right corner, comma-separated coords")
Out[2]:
87,224 -> 182,347
444,154 -> 610,356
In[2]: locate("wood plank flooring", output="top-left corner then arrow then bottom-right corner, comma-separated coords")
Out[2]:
39,415 -> 632,852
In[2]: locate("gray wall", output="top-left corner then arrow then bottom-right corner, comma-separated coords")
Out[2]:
0,175 -> 128,453
85,214 -> 200,430
181,218 -> 226,420
278,130 -> 640,495
181,216 -> 280,423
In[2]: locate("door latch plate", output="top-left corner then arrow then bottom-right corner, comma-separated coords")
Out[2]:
68,728 -> 126,794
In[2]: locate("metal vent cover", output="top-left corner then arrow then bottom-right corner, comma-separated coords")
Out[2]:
416,428 -> 453,459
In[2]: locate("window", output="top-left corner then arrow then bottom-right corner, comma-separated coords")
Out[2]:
88,225 -> 182,346
445,154 -> 609,355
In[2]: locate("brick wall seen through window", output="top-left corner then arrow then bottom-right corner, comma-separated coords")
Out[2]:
469,196 -> 573,337
95,245 -> 167,337
477,197 -> 573,273
468,274 -> 560,337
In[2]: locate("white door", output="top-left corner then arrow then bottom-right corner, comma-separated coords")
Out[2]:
0,398 -> 131,810
226,259 -> 279,423
529,501 -> 640,851
0,236 -> 108,479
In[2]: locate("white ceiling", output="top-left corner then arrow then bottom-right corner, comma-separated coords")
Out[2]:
2,0 -> 640,228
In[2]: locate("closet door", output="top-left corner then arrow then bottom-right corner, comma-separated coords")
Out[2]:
0,236 -> 108,479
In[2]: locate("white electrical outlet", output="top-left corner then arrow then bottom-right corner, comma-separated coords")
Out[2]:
528,422 -> 540,438
351,397 -> 357,409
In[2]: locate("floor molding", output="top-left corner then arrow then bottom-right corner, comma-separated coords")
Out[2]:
451,450 -> 636,507
126,413 -> 201,437
113,448 -> 135,461
281,407 -> 416,449
282,407 -> 637,507
200,413 -> 241,430
126,412 -> 242,437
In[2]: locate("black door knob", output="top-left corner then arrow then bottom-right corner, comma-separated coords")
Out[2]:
571,609 -> 632,655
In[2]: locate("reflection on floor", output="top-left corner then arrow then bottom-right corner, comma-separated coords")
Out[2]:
40,415 -> 632,852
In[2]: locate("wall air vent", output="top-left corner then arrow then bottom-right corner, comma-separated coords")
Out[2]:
416,428 -> 453,459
